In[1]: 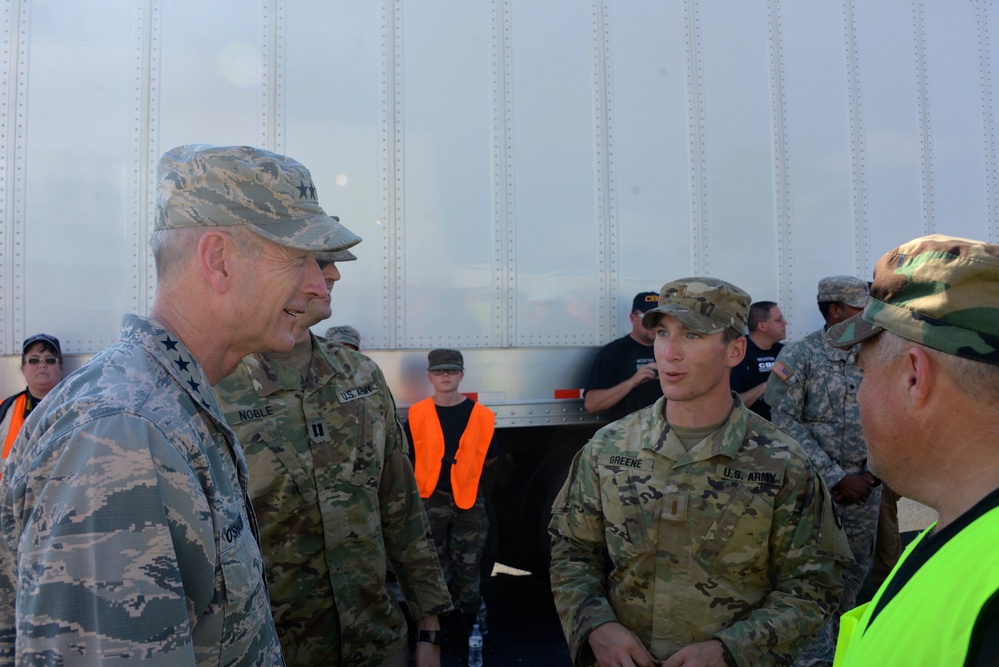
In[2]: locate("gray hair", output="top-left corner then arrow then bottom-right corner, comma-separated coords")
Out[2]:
150,226 -> 263,284
871,330 -> 999,405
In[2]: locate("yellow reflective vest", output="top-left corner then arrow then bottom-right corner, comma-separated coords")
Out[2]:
834,504 -> 999,666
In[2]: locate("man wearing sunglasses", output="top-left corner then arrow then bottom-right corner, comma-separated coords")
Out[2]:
0,334 -> 63,471
405,349 -> 498,644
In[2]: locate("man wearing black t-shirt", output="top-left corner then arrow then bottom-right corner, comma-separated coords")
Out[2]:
827,235 -> 999,666
584,292 -> 662,421
730,301 -> 787,420
405,349 -> 498,640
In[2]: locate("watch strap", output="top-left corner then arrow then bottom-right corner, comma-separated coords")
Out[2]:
416,629 -> 442,646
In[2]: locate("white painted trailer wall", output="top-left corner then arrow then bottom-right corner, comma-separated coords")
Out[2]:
1,0 -> 997,571
0,0 -> 994,380
3,0 -> 998,403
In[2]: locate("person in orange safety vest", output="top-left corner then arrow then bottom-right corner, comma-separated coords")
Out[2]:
405,348 -> 498,642
0,333 -> 63,475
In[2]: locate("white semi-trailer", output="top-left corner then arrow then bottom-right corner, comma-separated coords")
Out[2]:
2,0 -> 997,572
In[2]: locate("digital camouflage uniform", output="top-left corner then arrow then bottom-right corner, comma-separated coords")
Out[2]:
0,314 -> 282,666
550,396 -> 852,667
765,329 -> 880,666
216,334 -> 452,666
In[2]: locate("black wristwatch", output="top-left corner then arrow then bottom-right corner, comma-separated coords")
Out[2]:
720,642 -> 737,667
415,629 -> 442,646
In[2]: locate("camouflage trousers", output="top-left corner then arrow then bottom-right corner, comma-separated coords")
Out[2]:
792,485 -> 881,667
422,489 -> 489,617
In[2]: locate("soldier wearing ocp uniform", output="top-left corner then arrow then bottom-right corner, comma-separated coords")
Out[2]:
217,248 -> 451,665
219,339 -> 450,665
550,277 -> 851,667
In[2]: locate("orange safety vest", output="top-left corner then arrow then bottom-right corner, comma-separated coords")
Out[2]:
2,393 -> 28,462
409,397 -> 495,510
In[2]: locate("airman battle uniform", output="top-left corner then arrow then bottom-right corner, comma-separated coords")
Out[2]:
217,335 -> 451,666
0,314 -> 282,666
550,396 -> 851,667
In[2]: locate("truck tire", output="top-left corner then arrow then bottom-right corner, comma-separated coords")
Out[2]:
523,442 -> 584,577
481,496 -> 498,580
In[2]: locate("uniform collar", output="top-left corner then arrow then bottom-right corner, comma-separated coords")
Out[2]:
240,333 -> 344,397
120,313 -> 224,420
645,394 -> 749,465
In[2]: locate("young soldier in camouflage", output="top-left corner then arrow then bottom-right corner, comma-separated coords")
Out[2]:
216,249 -> 451,666
550,277 -> 851,667
765,276 -> 880,667
827,235 -> 999,665
0,144 -> 360,665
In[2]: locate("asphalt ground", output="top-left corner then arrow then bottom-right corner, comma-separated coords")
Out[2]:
437,498 -> 937,667
439,565 -> 571,667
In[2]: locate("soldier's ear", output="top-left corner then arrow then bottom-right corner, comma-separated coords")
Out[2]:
903,345 -> 933,409
198,230 -> 234,294
726,334 -> 747,368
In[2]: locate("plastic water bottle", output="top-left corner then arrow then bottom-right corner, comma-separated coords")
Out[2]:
476,599 -> 489,639
468,623 -> 483,667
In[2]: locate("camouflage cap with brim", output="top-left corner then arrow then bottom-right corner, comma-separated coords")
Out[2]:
642,277 -> 750,334
316,248 -> 357,263
817,275 -> 869,308
827,234 -> 999,365
155,144 -> 362,252
325,325 -> 361,349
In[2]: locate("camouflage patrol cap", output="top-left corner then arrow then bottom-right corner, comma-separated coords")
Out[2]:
827,234 -> 999,365
427,348 -> 464,371
817,275 -> 869,308
316,248 -> 357,263
325,325 -> 361,350
155,144 -> 362,252
641,277 -> 750,334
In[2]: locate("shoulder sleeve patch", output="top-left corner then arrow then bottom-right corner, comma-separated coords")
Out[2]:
771,360 -> 793,382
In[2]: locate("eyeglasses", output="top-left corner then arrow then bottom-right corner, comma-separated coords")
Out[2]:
26,357 -> 59,366
429,369 -> 461,376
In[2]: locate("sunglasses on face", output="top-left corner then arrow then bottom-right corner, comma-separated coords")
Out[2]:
26,357 -> 59,366
430,369 -> 461,376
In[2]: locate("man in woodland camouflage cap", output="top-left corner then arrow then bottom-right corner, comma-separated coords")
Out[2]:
828,235 -> 999,666
550,277 -> 851,667
217,244 -> 452,666
0,144 -> 358,665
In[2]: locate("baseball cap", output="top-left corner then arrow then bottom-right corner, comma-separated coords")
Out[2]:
817,275 -> 869,308
23,333 -> 62,357
427,349 -> 464,371
155,144 -> 362,252
641,277 -> 751,334
632,292 -> 660,313
827,234 -> 999,366
325,325 -> 361,349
